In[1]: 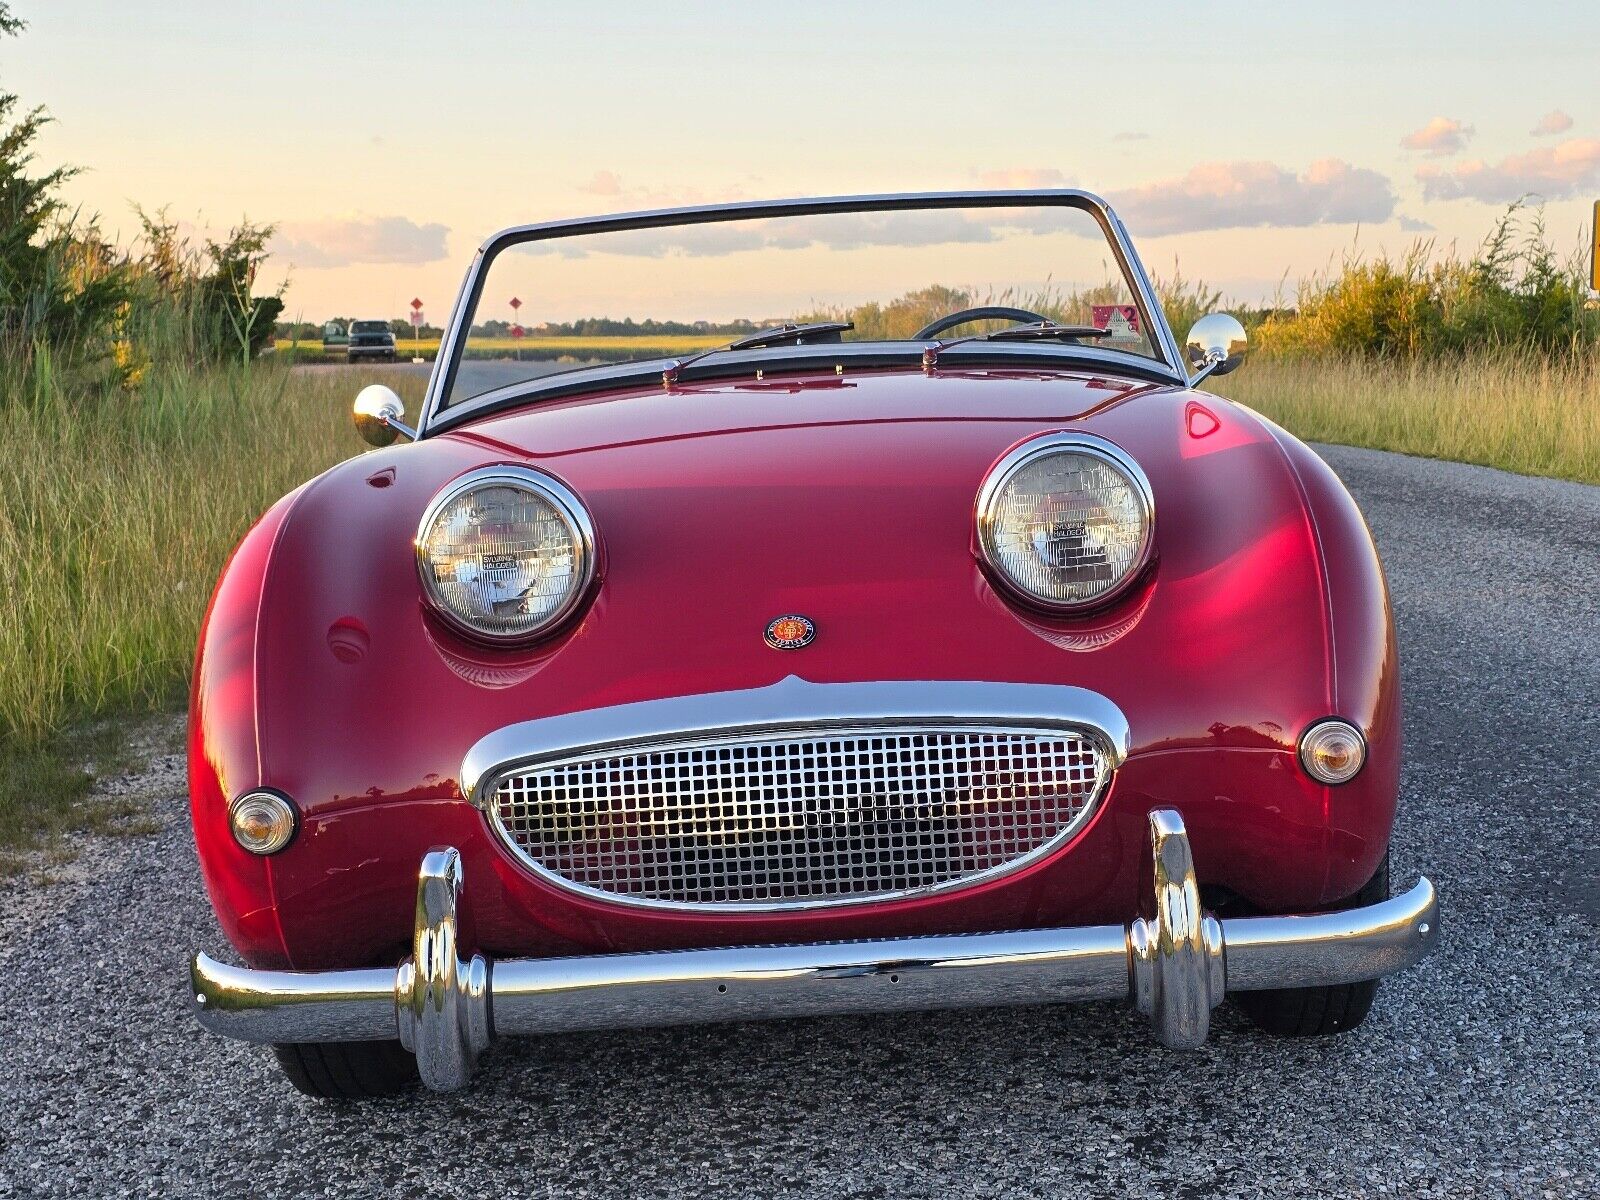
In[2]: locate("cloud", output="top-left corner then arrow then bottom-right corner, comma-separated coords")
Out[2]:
1108,159 -> 1395,236
272,216 -> 448,269
1530,109 -> 1573,137
1396,214 -> 1435,233
1112,131 -> 1149,142
973,167 -> 1072,189
525,209 -> 1002,259
1400,117 -> 1474,157
578,170 -> 624,195
1418,137 -> 1600,202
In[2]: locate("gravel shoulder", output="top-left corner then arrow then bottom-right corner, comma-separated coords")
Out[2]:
1,445 -> 1596,1199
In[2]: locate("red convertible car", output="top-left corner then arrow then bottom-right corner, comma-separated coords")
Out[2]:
189,191 -> 1437,1097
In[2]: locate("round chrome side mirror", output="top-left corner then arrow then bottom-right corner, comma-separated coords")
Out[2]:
352,385 -> 416,446
1184,313 -> 1249,380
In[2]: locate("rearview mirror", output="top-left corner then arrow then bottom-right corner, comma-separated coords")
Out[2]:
352,385 -> 416,446
1184,313 -> 1248,383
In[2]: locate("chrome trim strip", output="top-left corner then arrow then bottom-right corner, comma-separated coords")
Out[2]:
460,676 -> 1132,806
187,810 -> 1440,1091
416,190 -> 1182,438
974,431 -> 1157,613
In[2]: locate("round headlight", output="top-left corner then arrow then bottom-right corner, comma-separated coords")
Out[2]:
976,433 -> 1154,610
229,790 -> 298,855
1299,719 -> 1367,785
416,466 -> 596,643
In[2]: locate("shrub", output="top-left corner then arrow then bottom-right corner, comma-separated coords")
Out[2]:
1255,203 -> 1599,359
0,5 -> 131,362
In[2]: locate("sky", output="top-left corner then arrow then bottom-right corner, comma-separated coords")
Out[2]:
6,1 -> 1600,324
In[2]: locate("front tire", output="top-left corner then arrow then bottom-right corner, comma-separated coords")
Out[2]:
1232,853 -> 1390,1037
271,1040 -> 418,1099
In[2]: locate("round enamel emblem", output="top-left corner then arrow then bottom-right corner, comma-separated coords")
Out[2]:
764,614 -> 815,650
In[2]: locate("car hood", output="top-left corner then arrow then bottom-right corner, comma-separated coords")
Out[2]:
449,365 -> 1158,456
251,365 -> 1335,814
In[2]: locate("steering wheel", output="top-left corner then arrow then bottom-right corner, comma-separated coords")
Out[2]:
913,306 -> 1054,341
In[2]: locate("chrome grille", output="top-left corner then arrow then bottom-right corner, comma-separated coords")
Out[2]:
486,724 -> 1108,910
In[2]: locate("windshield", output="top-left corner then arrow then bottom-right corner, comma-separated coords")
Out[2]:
441,197 -> 1167,410
351,320 -> 390,334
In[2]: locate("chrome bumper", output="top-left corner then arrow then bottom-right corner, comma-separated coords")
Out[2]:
190,809 -> 1439,1091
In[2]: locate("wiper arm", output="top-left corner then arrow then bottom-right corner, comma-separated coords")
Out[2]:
979,321 -> 1111,343
728,321 -> 854,350
921,321 -> 1111,368
662,322 -> 855,386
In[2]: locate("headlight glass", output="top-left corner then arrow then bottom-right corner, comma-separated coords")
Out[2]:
417,467 -> 595,641
977,434 -> 1153,609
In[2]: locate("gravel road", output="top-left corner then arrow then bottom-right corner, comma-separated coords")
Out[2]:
2,445 -> 1596,1199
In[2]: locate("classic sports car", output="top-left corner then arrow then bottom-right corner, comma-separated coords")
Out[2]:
188,191 -> 1437,1098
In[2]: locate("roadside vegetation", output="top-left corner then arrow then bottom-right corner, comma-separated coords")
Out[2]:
0,2 -> 1595,863
278,332 -> 728,364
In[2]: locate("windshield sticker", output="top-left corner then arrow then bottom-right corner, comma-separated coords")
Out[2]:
1092,305 -> 1142,347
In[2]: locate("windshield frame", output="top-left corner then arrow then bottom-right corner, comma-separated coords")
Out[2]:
417,190 -> 1185,438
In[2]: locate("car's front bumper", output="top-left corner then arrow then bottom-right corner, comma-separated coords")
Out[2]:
190,809 -> 1438,1091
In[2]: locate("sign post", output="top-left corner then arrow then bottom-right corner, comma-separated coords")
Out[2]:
409,297 -> 425,363
1590,200 -> 1599,296
510,297 -> 523,361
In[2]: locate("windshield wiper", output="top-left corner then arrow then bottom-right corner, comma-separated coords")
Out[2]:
921,321 -> 1112,368
978,321 -> 1112,342
662,322 -> 854,386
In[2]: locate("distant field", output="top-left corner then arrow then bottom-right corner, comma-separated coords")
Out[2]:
278,334 -> 729,360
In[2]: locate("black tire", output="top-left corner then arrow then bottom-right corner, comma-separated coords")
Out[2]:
1232,853 -> 1390,1037
271,1040 -> 418,1099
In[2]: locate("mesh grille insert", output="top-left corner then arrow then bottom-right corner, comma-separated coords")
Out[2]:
487,725 -> 1107,909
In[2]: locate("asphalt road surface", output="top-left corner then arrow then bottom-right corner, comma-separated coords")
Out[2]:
2,445 -> 1596,1198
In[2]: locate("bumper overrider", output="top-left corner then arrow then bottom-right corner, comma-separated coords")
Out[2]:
190,809 -> 1438,1091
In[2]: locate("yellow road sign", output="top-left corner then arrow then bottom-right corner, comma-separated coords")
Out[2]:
1592,200 -> 1600,292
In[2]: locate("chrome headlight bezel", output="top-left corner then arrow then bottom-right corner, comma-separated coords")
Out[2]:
415,465 -> 598,645
975,431 -> 1156,612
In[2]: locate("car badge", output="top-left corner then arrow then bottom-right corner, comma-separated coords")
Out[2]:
764,614 -> 815,650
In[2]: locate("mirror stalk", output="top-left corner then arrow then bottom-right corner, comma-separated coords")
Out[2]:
353,385 -> 417,446
1184,313 -> 1249,385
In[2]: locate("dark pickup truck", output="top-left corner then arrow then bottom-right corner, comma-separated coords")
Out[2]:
347,320 -> 397,362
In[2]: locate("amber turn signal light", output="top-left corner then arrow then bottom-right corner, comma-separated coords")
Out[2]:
1299,720 -> 1367,785
229,790 -> 299,855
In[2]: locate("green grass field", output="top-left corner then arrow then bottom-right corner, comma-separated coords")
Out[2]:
279,333 -> 729,360
1,348 -> 1595,866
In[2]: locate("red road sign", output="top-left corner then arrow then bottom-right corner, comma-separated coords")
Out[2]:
511,324 -> 524,338
509,296 -> 523,311
410,297 -> 423,311
409,310 -> 424,328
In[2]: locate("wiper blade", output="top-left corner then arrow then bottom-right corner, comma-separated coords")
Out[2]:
663,322 -> 855,386
979,321 -> 1111,342
921,320 -> 1111,368
729,321 -> 854,350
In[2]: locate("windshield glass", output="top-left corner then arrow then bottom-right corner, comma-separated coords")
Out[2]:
351,320 -> 389,334
444,200 -> 1163,408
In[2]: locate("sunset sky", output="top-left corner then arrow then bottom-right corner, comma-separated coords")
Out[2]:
8,1 -> 1599,324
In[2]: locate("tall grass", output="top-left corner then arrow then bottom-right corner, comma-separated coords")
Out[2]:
0,361 -> 401,748
0,355 -> 408,859
1211,350 -> 1600,485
